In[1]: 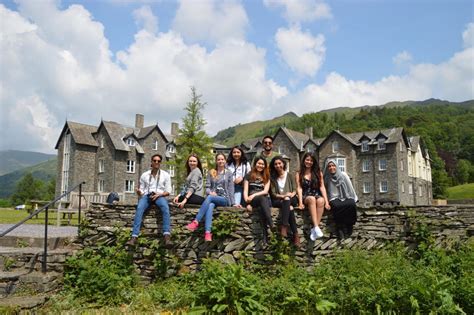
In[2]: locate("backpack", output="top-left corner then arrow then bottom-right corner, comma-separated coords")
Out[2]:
106,192 -> 120,204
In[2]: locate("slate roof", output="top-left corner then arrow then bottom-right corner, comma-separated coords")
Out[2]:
345,127 -> 405,145
54,121 -> 98,149
101,121 -> 145,153
279,127 -> 310,150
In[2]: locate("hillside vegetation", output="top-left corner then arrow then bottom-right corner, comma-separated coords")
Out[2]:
0,150 -> 55,175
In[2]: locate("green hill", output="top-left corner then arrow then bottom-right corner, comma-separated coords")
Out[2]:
447,183 -> 474,199
213,112 -> 299,146
0,158 -> 57,198
0,150 -> 56,175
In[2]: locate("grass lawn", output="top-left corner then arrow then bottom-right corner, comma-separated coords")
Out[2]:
0,208 -> 79,226
447,183 -> 474,199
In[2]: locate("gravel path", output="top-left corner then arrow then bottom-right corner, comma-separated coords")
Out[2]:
0,224 -> 78,238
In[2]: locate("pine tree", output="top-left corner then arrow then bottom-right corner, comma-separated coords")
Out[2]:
170,87 -> 213,188
10,173 -> 41,205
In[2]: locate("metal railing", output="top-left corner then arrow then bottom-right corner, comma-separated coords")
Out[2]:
0,181 -> 85,273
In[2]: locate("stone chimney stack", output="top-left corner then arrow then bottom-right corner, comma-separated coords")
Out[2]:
135,114 -> 144,129
171,122 -> 179,136
305,127 -> 313,139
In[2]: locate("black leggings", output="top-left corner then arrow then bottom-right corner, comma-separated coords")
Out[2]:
178,193 -> 205,205
250,195 -> 273,229
271,196 -> 298,234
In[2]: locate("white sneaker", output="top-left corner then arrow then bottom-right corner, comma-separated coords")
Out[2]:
315,226 -> 324,238
310,228 -> 318,241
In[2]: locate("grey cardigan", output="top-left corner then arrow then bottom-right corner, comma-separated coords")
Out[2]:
185,168 -> 204,197
205,170 -> 235,206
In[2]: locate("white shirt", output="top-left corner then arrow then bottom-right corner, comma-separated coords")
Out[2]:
226,162 -> 251,181
139,169 -> 172,195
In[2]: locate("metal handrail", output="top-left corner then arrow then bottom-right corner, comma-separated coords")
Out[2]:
0,181 -> 86,273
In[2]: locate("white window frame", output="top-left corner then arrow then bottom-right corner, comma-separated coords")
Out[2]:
335,158 -> 346,173
401,181 -> 405,193
332,141 -> 340,153
409,182 -> 413,195
125,180 -> 135,192
126,160 -> 136,173
362,159 -> 370,172
361,140 -> 369,152
100,137 -> 104,149
61,132 -> 71,196
378,138 -> 386,150
99,159 -> 105,173
400,143 -> 404,152
419,185 -> 423,197
400,160 -> 404,171
127,138 -> 136,146
167,145 -> 175,153
380,181 -> 388,193
98,179 -> 105,192
153,139 -> 158,150
379,159 -> 387,171
363,182 -> 371,194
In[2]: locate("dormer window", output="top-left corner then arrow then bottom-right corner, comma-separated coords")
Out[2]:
167,144 -> 175,153
127,138 -> 136,146
100,137 -> 104,149
332,141 -> 340,153
377,138 -> 386,150
361,140 -> 369,152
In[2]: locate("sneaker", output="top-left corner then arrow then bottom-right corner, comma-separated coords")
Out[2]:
315,226 -> 324,238
186,220 -> 199,231
204,231 -> 212,242
310,228 -> 318,241
126,236 -> 137,246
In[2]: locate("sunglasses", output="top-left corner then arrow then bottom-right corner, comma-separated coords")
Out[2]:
263,141 -> 272,145
152,160 -> 161,163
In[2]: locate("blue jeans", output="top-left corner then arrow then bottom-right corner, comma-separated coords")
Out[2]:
132,195 -> 170,237
234,184 -> 243,206
195,195 -> 229,232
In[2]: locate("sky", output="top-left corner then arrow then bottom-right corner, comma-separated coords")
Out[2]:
0,0 -> 473,154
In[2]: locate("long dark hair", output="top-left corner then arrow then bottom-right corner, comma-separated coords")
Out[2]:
249,157 -> 270,184
226,146 -> 248,166
185,153 -> 203,175
298,152 -> 321,189
269,155 -> 287,180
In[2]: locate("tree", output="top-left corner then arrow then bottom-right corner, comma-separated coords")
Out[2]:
455,159 -> 471,184
10,173 -> 42,205
171,87 -> 213,188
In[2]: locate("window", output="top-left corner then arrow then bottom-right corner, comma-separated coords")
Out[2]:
380,181 -> 388,193
362,160 -> 370,172
363,182 -> 371,193
61,132 -> 71,196
332,141 -> 340,153
167,145 -> 175,153
127,138 -> 136,146
335,158 -> 346,173
125,180 -> 135,192
400,143 -> 404,152
409,182 -> 413,195
127,160 -> 135,173
100,137 -> 104,149
153,139 -> 158,150
98,179 -> 105,192
168,165 -> 175,177
378,138 -> 386,150
98,160 -> 105,173
379,159 -> 387,171
401,181 -> 405,193
278,145 -> 282,154
400,160 -> 404,171
419,185 -> 423,197
361,140 -> 369,152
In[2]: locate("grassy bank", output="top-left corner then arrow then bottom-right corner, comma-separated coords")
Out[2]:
0,208 -> 79,226
447,183 -> 474,199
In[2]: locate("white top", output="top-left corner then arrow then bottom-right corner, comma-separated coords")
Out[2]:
139,169 -> 172,195
276,172 -> 287,192
226,161 -> 251,181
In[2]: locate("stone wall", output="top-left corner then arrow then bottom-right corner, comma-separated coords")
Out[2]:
80,202 -> 474,281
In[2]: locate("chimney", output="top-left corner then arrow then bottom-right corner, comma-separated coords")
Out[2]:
135,114 -> 144,129
171,122 -> 179,136
305,127 -> 313,139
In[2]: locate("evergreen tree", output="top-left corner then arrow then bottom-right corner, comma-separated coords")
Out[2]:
10,173 -> 42,205
170,87 -> 213,188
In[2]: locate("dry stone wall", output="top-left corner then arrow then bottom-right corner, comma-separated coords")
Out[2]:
80,202 -> 474,281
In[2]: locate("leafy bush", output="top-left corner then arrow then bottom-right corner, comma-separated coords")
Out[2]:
64,245 -> 138,305
212,211 -> 240,239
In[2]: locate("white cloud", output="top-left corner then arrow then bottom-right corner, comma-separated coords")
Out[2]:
393,51 -> 413,67
264,0 -> 332,24
462,22 -> 474,48
172,0 -> 248,44
133,5 -> 158,34
275,26 -> 325,77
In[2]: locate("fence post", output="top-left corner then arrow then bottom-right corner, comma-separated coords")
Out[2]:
42,206 -> 49,273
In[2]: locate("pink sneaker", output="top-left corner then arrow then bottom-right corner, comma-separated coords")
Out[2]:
205,231 -> 212,242
186,220 -> 199,231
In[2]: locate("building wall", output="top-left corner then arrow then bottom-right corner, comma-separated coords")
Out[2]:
95,128 -> 115,195
71,144 -> 96,194
273,130 -> 300,172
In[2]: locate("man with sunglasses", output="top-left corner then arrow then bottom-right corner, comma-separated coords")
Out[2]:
127,154 -> 172,247
254,135 -> 279,165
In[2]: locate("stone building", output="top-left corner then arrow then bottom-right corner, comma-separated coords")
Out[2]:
242,127 -> 432,206
55,114 -> 178,203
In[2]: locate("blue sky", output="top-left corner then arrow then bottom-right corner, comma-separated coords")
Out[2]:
0,0 -> 473,153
